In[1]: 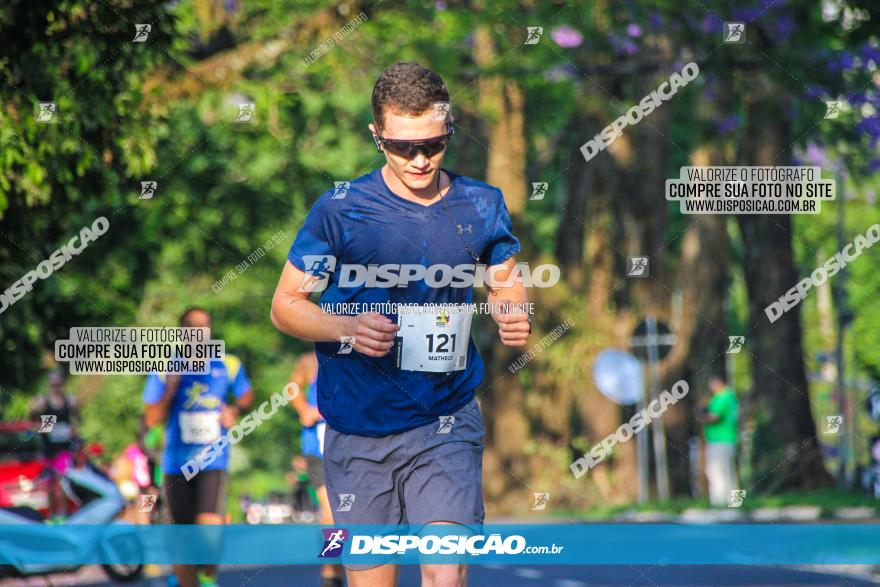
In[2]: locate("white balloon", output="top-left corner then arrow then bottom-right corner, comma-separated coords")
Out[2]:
593,349 -> 645,406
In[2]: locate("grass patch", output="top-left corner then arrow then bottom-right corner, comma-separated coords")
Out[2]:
558,490 -> 879,520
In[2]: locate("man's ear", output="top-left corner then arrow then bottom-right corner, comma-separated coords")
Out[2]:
368,122 -> 382,152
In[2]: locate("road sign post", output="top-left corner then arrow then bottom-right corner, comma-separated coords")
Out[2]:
630,316 -> 676,502
593,349 -> 646,503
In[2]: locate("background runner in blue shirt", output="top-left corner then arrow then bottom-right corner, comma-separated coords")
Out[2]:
143,353 -> 251,474
142,307 -> 253,587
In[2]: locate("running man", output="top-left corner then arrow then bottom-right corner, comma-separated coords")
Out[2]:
271,62 -> 530,587
289,351 -> 343,587
143,307 -> 254,587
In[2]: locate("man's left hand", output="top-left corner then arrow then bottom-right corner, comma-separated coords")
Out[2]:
494,302 -> 531,347
221,405 -> 240,429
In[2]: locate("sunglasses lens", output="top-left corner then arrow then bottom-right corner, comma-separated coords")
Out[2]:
424,139 -> 449,156
382,141 -> 414,158
381,135 -> 450,158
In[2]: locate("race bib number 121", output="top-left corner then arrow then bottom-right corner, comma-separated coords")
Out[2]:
397,307 -> 472,373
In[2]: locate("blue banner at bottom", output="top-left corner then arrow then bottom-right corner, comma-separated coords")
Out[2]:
0,524 -> 877,566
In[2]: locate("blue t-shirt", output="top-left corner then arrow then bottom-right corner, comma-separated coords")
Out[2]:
300,377 -> 323,458
142,355 -> 251,474
288,167 -> 520,437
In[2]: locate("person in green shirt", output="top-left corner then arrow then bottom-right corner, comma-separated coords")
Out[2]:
699,376 -> 739,506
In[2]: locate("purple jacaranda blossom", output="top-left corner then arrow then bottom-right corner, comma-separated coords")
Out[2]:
827,50 -> 856,72
704,85 -> 717,101
803,142 -> 829,167
805,86 -> 828,99
715,114 -> 741,135
649,12 -> 663,31
857,116 -> 880,146
543,63 -> 578,82
607,31 -> 640,55
861,43 -> 880,65
700,15 -> 722,35
768,14 -> 794,43
733,8 -> 761,21
223,0 -> 237,13
435,0 -> 446,10
850,92 -> 868,106
551,25 -> 583,48
839,51 -> 856,70
606,32 -> 620,52
606,32 -> 618,50
626,23 -> 642,38
732,0 -> 775,23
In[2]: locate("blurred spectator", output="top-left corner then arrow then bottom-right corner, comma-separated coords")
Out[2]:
699,375 -> 740,506
286,455 -> 318,521
110,419 -> 158,524
29,369 -> 79,515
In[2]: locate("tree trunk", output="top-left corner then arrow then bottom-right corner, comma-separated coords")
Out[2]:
659,145 -> 732,497
668,215 -> 730,496
471,24 -> 531,510
473,26 -> 526,214
737,77 -> 832,490
556,113 -> 597,291
558,105 -> 640,505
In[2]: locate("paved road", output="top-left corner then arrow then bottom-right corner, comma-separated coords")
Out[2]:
39,564 -> 872,586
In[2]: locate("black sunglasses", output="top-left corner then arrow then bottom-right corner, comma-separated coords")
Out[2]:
372,126 -> 455,158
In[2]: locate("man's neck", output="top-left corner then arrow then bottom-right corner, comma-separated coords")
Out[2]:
381,165 -> 449,205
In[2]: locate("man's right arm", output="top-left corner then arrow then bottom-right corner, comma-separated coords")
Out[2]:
270,260 -> 350,343
270,261 -> 399,357
143,374 -> 181,428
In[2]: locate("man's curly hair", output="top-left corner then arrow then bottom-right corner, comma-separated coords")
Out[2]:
371,61 -> 450,132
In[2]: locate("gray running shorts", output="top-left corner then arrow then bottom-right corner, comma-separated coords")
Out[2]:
323,396 -> 485,528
